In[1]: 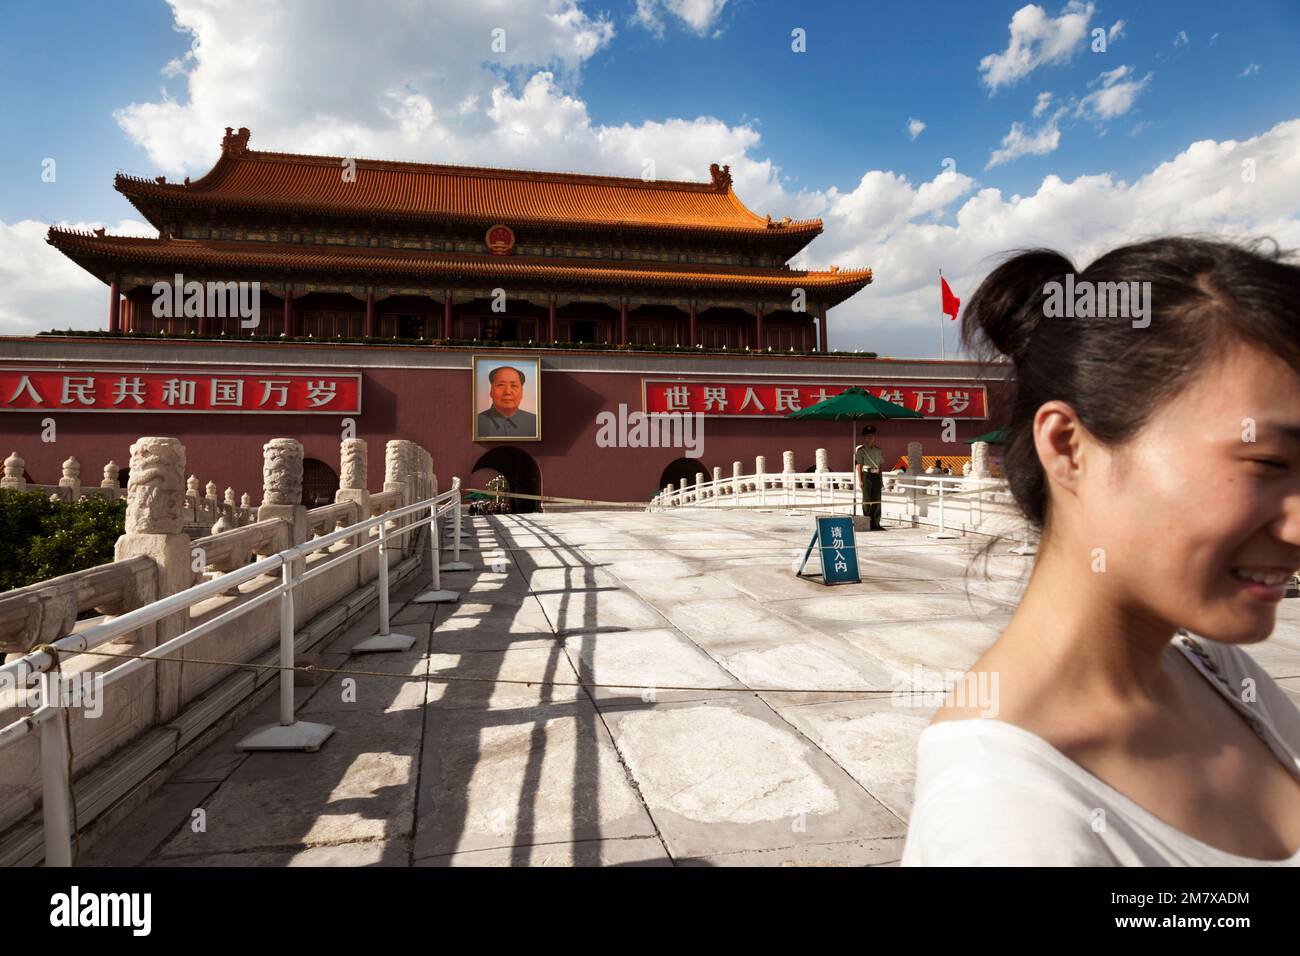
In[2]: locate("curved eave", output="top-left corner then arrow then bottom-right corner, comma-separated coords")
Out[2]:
48,228 -> 872,306
114,175 -> 824,248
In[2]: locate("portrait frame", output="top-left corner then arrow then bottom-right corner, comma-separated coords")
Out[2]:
471,354 -> 542,442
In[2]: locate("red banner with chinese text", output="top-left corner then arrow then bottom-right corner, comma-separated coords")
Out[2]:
643,380 -> 987,419
0,367 -> 362,414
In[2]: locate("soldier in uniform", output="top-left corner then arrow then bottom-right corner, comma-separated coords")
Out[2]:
854,425 -> 885,530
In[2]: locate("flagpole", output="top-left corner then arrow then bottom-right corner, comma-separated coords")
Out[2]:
939,268 -> 946,361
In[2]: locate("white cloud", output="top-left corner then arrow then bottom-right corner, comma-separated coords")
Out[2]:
799,118 -> 1300,356
1076,65 -> 1152,121
1106,20 -> 1125,43
0,219 -> 155,335
979,2 -> 1095,93
115,0 -> 617,176
1032,91 -> 1053,117
1174,30 -> 1189,47
633,0 -> 728,37
1239,63 -> 1261,78
907,118 -> 926,140
986,109 -> 1066,168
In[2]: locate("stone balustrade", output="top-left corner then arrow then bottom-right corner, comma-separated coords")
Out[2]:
0,432 -> 439,851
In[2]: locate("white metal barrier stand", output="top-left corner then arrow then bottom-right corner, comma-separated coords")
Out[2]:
416,495 -> 459,603
926,479 -> 959,539
353,517 -> 419,653
442,479 -> 472,572
236,552 -> 336,752
39,686 -> 73,866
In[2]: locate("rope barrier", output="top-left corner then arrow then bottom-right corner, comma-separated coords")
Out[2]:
70,646 -> 925,696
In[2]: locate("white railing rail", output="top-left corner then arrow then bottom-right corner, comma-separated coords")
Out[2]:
0,477 -> 465,867
648,469 -> 1033,547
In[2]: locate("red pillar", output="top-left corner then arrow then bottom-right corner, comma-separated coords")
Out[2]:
548,300 -> 557,342
619,302 -> 628,345
108,280 -> 120,332
283,290 -> 294,337
364,291 -> 376,337
688,303 -> 697,347
755,307 -> 764,350
443,293 -> 453,339
123,296 -> 133,333
819,307 -> 828,352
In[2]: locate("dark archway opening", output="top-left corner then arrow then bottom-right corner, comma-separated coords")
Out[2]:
657,457 -> 708,496
471,446 -> 542,513
302,458 -> 338,507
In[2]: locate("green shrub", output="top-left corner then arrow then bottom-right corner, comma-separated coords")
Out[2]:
0,491 -> 126,591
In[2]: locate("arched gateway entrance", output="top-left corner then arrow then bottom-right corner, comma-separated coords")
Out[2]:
657,457 -> 708,497
471,447 -> 542,513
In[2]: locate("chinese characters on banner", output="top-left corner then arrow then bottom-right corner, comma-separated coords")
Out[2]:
643,380 -> 987,419
0,367 -> 362,414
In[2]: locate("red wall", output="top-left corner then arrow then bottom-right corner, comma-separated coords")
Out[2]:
0,342 -> 1012,506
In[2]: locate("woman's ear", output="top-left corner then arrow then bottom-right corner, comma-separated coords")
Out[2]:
1032,400 -> 1086,495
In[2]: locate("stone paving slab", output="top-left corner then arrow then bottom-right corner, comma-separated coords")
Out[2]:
413,700 -> 658,859
157,707 -> 424,858
561,627 -> 747,706
416,836 -> 672,867
602,695 -> 906,860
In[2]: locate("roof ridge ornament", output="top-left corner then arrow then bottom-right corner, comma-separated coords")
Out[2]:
222,126 -> 252,155
709,162 -> 732,191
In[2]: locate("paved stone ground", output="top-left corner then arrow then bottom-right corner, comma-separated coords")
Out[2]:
83,509 -> 1300,867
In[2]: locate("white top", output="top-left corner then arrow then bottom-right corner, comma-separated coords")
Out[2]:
901,633 -> 1300,866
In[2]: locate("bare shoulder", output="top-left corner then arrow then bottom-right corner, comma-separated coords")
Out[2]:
925,644 -> 1052,729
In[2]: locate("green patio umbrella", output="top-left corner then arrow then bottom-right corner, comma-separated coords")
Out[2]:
965,426 -> 1009,445
786,386 -> 923,514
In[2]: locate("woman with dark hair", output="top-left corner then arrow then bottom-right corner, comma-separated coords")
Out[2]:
902,237 -> 1300,865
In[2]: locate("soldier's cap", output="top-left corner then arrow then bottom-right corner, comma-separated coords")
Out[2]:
862,425 -> 876,435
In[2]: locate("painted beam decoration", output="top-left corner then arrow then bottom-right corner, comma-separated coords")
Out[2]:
643,380 -> 987,419
0,366 -> 361,414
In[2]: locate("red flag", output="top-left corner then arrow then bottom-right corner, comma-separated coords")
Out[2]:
941,276 -> 961,320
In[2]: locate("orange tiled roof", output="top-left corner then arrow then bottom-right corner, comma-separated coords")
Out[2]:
47,228 -> 872,302
116,127 -> 824,242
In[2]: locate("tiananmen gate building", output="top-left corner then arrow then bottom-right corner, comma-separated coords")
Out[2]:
2,128 -> 1010,510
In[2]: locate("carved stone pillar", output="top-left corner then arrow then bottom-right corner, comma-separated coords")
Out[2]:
258,438 -> 307,545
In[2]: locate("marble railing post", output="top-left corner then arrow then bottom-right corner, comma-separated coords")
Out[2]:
258,438 -> 307,546
59,456 -> 81,501
384,440 -> 416,553
205,481 -> 219,523
101,460 -> 120,498
907,441 -> 923,476
2,451 -> 26,491
114,437 -> 189,720
782,450 -> 794,490
337,438 -> 373,582
732,460 -> 742,498
712,465 -> 722,496
971,440 -> 991,479
754,455 -> 766,492
185,475 -> 200,523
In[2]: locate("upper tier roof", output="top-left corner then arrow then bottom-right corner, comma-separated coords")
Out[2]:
116,127 -> 824,246
46,227 -> 871,306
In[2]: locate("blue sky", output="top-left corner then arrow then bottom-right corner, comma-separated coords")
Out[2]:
2,0 -> 1298,355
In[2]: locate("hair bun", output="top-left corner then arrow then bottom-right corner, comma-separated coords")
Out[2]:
960,249 -> 1074,364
